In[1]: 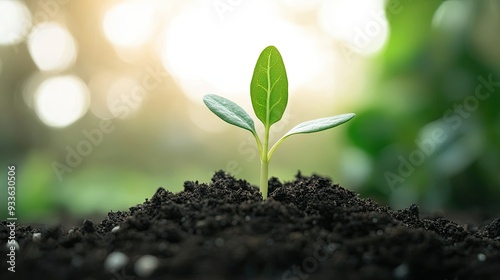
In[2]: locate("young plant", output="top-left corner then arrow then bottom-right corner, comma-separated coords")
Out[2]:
203,46 -> 355,199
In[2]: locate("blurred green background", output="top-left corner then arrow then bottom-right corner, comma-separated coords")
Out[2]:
0,0 -> 499,222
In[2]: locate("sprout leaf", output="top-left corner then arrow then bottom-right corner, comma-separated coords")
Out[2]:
250,46 -> 288,127
203,94 -> 256,134
283,113 -> 356,138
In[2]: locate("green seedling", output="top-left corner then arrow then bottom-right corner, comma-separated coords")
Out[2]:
203,46 -> 355,199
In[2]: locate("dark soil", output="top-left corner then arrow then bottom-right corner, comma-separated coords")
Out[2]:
1,171 -> 500,280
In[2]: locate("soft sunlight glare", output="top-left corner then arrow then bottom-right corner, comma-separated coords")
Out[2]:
28,23 -> 78,71
0,0 -> 32,45
161,0 -> 332,103
103,0 -> 156,48
34,76 -> 90,128
319,0 -> 389,55
278,0 -> 322,12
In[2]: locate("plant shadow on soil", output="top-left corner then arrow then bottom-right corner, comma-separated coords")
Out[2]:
1,171 -> 500,280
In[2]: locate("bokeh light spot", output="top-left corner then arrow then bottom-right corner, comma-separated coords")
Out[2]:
432,1 -> 471,32
88,72 -> 119,120
34,76 -> 90,128
28,22 -> 78,71
0,0 -> 32,45
106,77 -> 143,119
102,0 -> 156,49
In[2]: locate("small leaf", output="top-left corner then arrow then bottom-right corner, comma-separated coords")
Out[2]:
203,94 -> 256,134
250,46 -> 288,127
283,113 -> 355,138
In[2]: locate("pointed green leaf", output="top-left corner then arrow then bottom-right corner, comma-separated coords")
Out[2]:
283,113 -> 355,138
250,46 -> 288,127
203,94 -> 256,134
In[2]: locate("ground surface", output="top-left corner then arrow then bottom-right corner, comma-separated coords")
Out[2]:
1,171 -> 500,280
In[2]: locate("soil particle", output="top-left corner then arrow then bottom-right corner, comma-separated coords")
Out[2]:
1,171 -> 499,279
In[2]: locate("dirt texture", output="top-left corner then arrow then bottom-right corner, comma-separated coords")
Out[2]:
1,171 -> 500,280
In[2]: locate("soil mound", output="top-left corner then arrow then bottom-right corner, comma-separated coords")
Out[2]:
1,171 -> 499,279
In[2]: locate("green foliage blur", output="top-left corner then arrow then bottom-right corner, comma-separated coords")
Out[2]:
348,0 -> 500,214
0,0 -> 499,222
